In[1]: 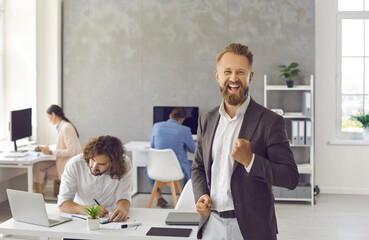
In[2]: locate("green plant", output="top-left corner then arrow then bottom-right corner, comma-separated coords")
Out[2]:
351,112 -> 369,128
278,62 -> 301,81
84,205 -> 101,219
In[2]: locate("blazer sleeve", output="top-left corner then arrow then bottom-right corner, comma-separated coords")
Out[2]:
191,113 -> 210,202
57,123 -> 82,158
249,115 -> 298,190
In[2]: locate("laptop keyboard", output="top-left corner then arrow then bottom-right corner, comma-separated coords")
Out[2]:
48,219 -> 59,225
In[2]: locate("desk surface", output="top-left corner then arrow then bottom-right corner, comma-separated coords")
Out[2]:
0,204 -> 198,240
0,152 -> 55,165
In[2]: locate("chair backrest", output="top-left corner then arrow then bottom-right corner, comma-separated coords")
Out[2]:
175,179 -> 196,210
147,148 -> 184,182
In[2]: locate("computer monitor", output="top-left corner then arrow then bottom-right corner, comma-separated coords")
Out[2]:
153,106 -> 199,135
10,108 -> 32,152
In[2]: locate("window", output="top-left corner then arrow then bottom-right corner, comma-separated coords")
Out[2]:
0,0 -> 4,140
337,0 -> 369,140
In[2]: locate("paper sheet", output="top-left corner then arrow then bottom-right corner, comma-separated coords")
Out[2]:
62,213 -> 139,230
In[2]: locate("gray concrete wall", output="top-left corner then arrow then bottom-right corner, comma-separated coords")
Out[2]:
63,0 -> 314,147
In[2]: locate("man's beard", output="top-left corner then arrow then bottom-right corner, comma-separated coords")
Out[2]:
90,166 -> 110,176
220,80 -> 249,106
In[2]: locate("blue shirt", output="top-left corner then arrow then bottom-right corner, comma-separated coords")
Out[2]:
151,119 -> 196,164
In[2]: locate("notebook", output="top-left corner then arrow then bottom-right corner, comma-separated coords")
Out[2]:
146,227 -> 192,237
165,212 -> 200,225
7,189 -> 72,227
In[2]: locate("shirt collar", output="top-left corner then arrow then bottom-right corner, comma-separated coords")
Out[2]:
56,120 -> 65,133
168,119 -> 179,124
219,96 -> 251,120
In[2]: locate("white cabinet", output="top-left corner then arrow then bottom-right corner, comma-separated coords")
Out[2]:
264,74 -> 315,205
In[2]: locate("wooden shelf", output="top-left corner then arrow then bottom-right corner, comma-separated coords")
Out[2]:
265,85 -> 312,91
297,163 -> 313,174
282,112 -> 312,119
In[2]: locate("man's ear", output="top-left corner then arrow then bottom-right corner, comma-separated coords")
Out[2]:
248,71 -> 254,84
215,70 -> 219,83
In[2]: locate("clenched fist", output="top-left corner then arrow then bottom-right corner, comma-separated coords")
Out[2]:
231,138 -> 253,167
196,194 -> 212,216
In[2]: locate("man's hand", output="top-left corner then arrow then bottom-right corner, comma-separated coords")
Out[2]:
109,199 -> 130,222
109,207 -> 128,222
196,194 -> 212,216
232,138 -> 253,167
97,205 -> 109,218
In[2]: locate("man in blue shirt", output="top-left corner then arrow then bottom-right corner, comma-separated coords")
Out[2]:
146,107 -> 196,207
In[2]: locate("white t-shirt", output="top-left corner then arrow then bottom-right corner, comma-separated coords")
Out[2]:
57,153 -> 132,209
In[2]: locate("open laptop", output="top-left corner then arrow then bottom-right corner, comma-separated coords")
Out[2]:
6,189 -> 71,227
165,212 -> 200,225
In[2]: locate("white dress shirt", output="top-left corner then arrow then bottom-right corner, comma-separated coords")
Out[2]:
210,96 -> 255,212
57,153 -> 133,209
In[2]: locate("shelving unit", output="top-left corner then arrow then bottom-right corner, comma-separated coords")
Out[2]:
264,74 -> 315,205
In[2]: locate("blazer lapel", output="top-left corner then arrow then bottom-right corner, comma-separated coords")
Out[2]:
206,109 -> 220,180
233,98 -> 262,171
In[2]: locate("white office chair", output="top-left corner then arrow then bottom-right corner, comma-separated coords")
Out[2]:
147,148 -> 184,208
175,178 -> 196,211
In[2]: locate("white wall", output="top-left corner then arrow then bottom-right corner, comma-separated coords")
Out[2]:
315,0 -> 369,194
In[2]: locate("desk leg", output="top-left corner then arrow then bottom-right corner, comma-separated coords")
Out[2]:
131,151 -> 138,196
27,165 -> 33,192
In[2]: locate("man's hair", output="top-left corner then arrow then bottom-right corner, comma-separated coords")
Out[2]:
83,135 -> 127,180
216,43 -> 254,67
170,107 -> 186,120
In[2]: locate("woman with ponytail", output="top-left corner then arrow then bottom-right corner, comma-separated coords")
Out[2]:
33,104 -> 82,196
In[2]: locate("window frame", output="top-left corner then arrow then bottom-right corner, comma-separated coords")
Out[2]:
336,11 -> 369,140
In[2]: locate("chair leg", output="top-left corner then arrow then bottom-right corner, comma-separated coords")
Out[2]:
175,180 -> 183,195
54,180 -> 61,198
170,181 -> 178,207
147,180 -> 159,208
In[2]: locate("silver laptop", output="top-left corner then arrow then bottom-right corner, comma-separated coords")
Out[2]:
165,212 -> 200,225
6,189 -> 71,227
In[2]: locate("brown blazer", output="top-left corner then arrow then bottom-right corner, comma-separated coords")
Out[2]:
55,120 -> 82,179
191,98 -> 299,240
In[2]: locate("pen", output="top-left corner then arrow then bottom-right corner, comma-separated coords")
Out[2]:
71,214 -> 87,220
94,198 -> 110,217
101,219 -> 112,224
121,221 -> 142,229
93,198 -> 101,205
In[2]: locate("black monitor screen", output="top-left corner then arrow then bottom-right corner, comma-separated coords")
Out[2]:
153,106 -> 199,135
11,108 -> 32,141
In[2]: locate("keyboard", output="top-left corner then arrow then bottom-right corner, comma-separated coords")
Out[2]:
48,219 -> 59,225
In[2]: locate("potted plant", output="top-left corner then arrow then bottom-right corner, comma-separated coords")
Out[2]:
84,205 -> 101,230
351,112 -> 369,140
278,62 -> 301,88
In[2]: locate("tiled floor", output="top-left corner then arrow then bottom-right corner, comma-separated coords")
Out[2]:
1,192 -> 369,240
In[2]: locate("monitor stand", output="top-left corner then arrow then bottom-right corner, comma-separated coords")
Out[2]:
11,140 -> 26,152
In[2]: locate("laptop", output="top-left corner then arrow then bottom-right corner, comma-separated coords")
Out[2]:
165,212 -> 200,225
6,189 -> 72,227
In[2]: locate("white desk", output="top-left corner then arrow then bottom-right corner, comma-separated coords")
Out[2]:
125,141 -> 194,195
0,152 -> 56,192
0,204 -> 198,240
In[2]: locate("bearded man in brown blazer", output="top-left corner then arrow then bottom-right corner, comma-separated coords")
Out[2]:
191,43 -> 299,240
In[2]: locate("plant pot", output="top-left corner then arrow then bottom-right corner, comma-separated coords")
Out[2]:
286,80 -> 294,88
362,128 -> 369,141
87,217 -> 100,230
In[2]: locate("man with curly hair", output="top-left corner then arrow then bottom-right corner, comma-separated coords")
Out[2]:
57,135 -> 132,222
